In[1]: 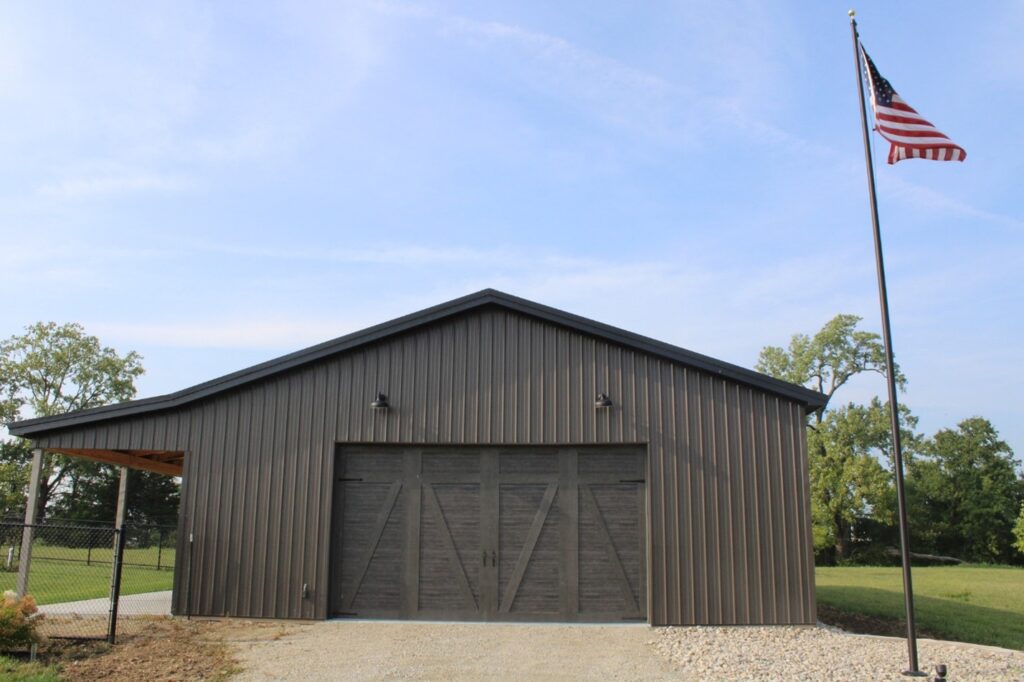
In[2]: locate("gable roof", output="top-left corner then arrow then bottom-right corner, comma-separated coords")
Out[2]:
7,289 -> 827,437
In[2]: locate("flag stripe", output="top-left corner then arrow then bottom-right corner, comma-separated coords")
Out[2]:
876,120 -> 949,133
877,129 -> 952,142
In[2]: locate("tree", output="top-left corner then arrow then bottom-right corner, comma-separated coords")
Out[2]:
756,314 -> 903,424
0,440 -> 31,520
0,322 -> 145,521
757,314 -> 905,561
0,322 -> 143,423
808,399 -> 915,560
1013,503 -> 1024,556
52,467 -> 180,527
908,418 -> 1022,563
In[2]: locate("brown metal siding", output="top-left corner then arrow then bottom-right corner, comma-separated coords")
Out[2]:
31,307 -> 815,625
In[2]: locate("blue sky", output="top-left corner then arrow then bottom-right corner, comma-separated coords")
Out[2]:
2,2 -> 1022,454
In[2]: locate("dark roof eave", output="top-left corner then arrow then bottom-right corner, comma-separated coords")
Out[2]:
7,289 -> 828,437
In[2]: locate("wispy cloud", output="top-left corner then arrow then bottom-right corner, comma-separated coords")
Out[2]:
443,18 -> 670,97
429,8 -> 833,158
92,317 -> 370,350
440,15 -> 687,141
91,240 -> 847,367
187,241 -> 601,270
880,174 -> 1024,230
36,172 -> 188,199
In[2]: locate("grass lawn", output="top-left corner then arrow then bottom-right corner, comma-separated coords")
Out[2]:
0,546 -> 174,605
816,565 -> 1024,650
21,544 -> 175,570
0,656 -> 62,682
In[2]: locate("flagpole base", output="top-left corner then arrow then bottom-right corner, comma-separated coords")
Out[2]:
901,670 -> 928,677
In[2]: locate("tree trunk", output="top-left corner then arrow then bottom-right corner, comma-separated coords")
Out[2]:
834,518 -> 849,560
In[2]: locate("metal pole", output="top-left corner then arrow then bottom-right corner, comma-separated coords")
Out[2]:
849,11 -> 922,676
16,448 -> 45,597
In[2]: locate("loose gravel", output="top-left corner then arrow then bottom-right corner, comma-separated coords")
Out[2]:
652,625 -> 1024,681
227,619 -> 1024,681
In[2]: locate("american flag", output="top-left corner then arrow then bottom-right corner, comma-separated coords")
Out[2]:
860,46 -> 966,164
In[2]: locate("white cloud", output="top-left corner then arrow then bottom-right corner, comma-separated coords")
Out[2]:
36,172 -> 188,199
880,174 -> 1024,230
187,241 -> 601,270
92,317 -> 370,351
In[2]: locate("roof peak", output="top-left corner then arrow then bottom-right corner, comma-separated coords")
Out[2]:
8,289 -> 826,436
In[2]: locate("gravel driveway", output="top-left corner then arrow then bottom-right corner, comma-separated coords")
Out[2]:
229,620 -> 1024,681
233,621 -> 676,681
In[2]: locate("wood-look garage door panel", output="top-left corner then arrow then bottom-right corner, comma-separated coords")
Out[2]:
422,450 -> 481,477
499,451 -> 560,476
334,480 -> 404,615
579,483 -> 644,618
331,447 -> 646,622
344,450 -> 404,479
498,484 -> 561,615
419,483 -> 481,614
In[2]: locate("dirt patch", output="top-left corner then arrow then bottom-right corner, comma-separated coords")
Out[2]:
37,617 -> 242,681
817,604 -> 948,641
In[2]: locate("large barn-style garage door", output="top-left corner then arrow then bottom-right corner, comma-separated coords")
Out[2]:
329,447 -> 647,622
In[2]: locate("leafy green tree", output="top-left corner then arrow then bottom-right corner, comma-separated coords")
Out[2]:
757,314 -> 904,561
1013,503 -> 1024,556
756,313 -> 903,424
908,418 -> 1022,563
0,440 -> 31,520
52,467 -> 180,527
0,322 -> 145,520
809,399 -> 916,560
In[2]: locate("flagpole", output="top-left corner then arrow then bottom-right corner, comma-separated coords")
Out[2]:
848,10 -> 923,676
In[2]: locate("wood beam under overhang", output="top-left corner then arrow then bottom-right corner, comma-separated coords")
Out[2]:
49,448 -> 183,476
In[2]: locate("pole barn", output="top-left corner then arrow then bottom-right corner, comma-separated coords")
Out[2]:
8,289 -> 826,626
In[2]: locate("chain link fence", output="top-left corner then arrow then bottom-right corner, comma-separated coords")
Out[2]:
0,521 -> 176,641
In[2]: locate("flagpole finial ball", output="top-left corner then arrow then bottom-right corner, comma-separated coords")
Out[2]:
848,9 -> 856,17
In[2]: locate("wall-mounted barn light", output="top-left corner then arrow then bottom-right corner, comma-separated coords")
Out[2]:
595,393 -> 613,408
370,393 -> 389,409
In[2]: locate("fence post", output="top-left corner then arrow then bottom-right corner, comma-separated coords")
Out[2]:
156,528 -> 162,570
16,448 -> 45,597
107,528 -> 126,644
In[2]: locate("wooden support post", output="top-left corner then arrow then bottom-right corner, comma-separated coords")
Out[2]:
108,467 -> 129,644
115,466 -> 129,530
16,448 -> 45,597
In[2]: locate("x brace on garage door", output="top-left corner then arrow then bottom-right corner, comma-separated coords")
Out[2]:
330,447 -> 648,622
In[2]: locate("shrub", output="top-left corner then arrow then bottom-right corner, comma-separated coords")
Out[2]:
0,591 -> 44,650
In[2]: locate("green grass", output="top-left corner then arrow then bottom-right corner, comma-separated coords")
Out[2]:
24,545 -> 175,570
0,656 -> 61,682
0,547 -> 174,605
816,565 -> 1024,650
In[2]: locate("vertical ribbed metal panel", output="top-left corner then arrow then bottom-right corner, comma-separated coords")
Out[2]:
31,307 -> 816,625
